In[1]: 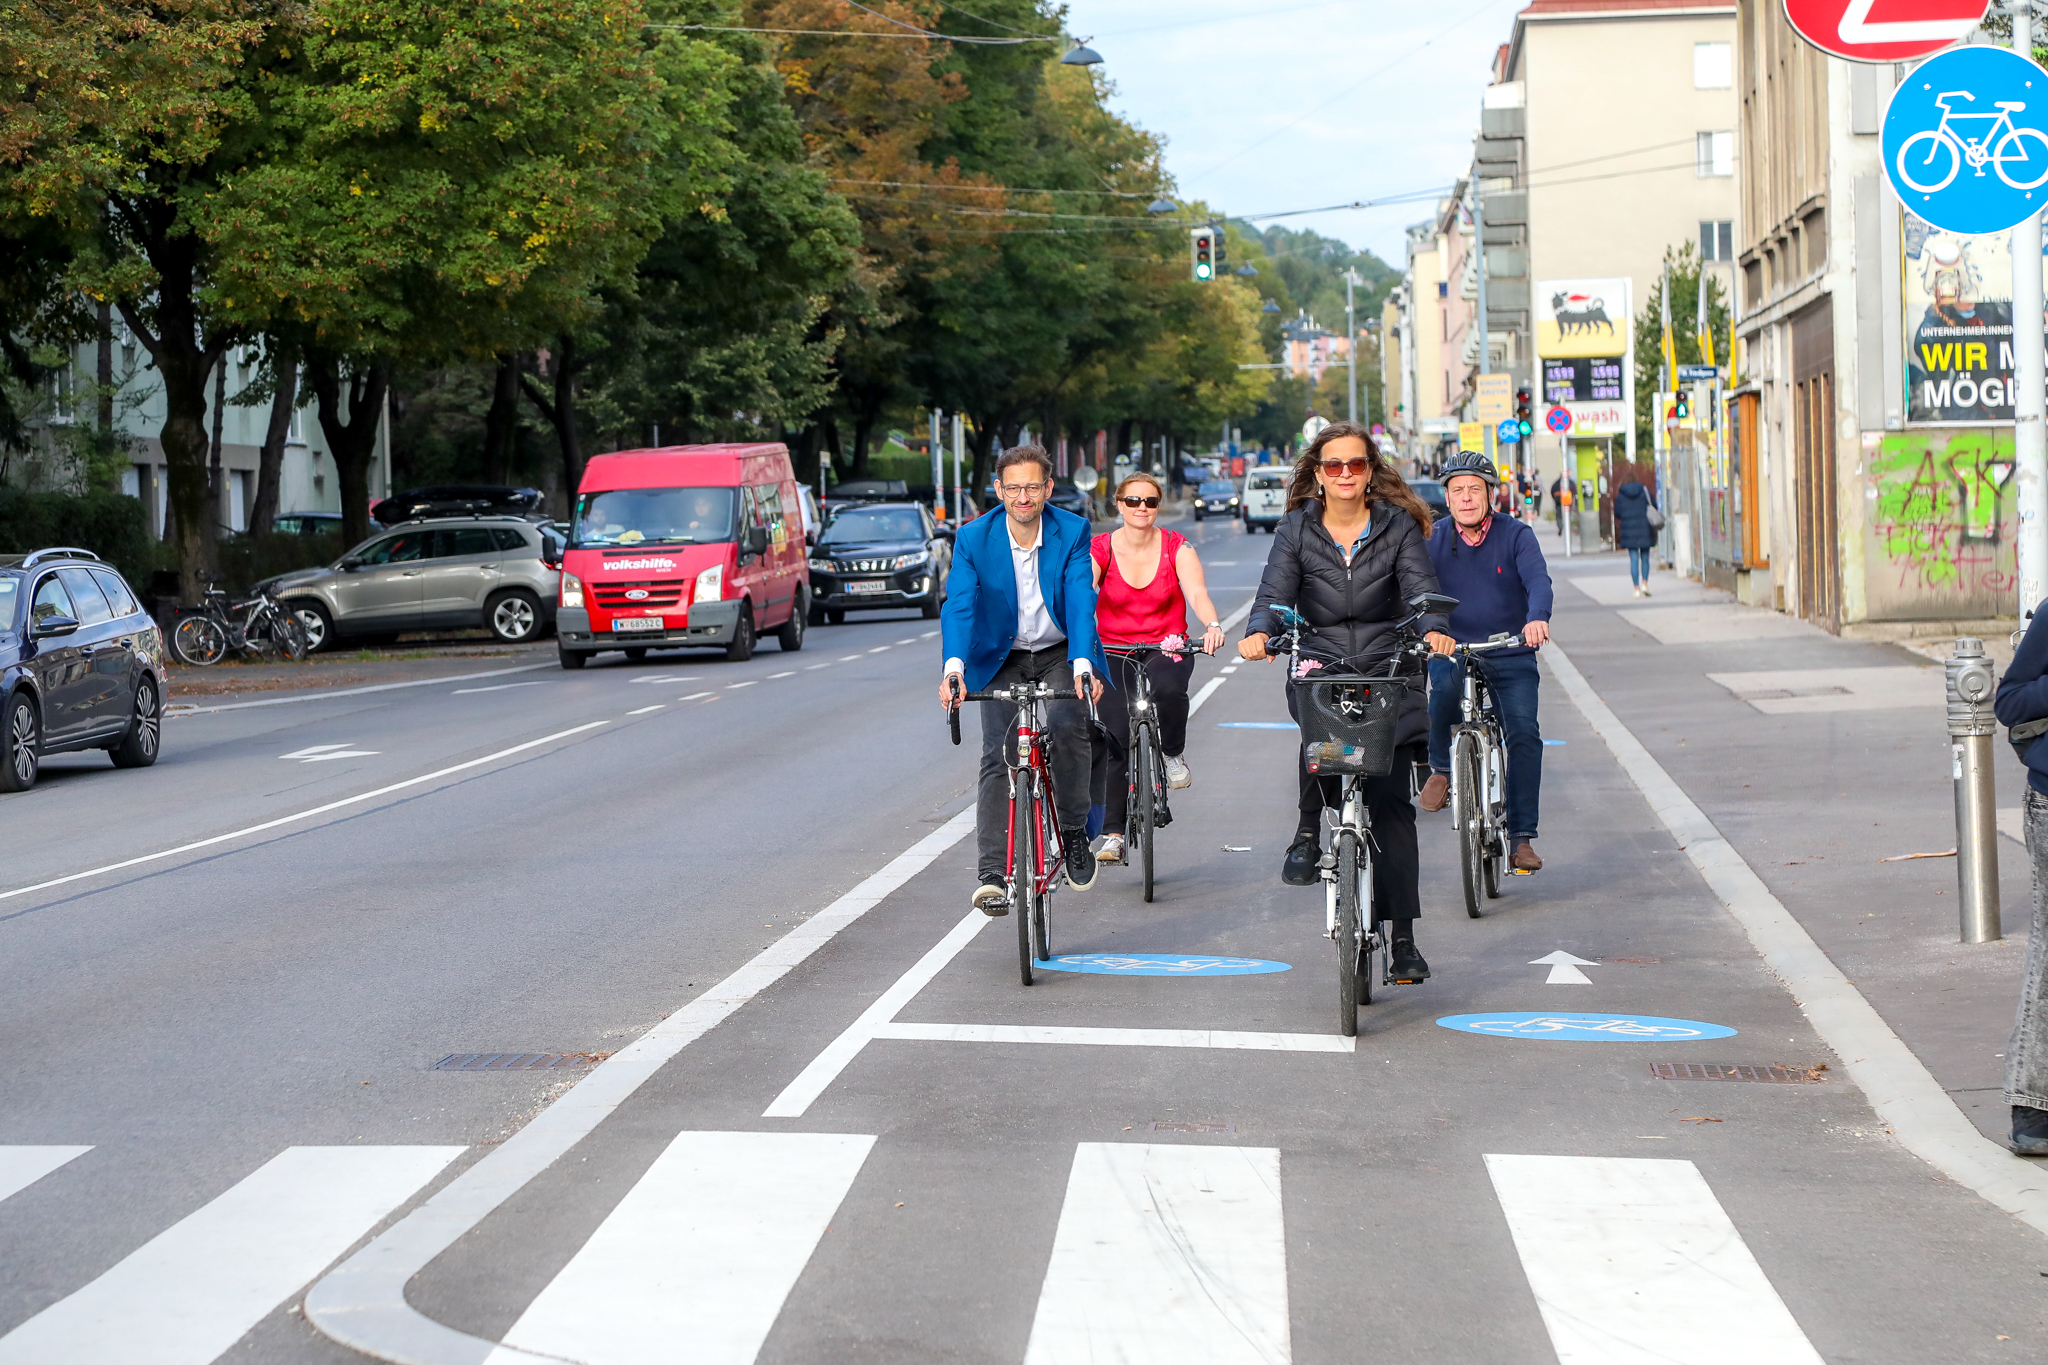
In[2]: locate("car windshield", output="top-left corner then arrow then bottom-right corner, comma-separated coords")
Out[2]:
573,487 -> 736,547
0,573 -> 17,632
1247,472 -> 1284,489
1411,481 -> 1445,499
1200,481 -> 1235,495
821,507 -> 924,545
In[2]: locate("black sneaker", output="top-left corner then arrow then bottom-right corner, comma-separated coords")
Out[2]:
1062,831 -> 1097,890
1390,938 -> 1431,983
1282,834 -> 1320,886
2014,1105 -> 2048,1156
972,880 -> 1009,916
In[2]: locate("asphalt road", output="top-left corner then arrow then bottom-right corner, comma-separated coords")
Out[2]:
0,513 -> 2042,1364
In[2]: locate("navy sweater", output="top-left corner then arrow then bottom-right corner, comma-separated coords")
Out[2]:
1425,515 -> 1554,657
1996,604 -> 2048,794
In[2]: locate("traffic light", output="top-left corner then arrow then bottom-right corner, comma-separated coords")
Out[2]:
1514,386 -> 1532,438
1190,228 -> 1213,282
1674,390 -> 1691,421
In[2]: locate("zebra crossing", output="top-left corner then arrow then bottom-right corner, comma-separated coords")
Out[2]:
0,1137 -> 1825,1364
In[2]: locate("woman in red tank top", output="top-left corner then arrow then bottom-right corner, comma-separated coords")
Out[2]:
1087,471 -> 1227,865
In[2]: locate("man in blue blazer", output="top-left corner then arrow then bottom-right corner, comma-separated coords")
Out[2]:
939,445 -> 1108,913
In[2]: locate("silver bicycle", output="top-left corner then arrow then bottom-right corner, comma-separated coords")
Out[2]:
1447,633 -> 1525,918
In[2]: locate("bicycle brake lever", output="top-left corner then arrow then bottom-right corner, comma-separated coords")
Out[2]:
948,678 -> 962,745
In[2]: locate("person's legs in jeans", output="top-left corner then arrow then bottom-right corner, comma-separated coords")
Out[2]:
1487,654 -> 1543,845
2004,788 -> 2048,1148
1024,651 -> 1093,841
1426,654 -> 1462,775
974,650 -> 1030,882
1628,546 -> 1650,586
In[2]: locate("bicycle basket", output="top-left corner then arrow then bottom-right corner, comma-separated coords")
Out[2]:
1297,677 -> 1400,776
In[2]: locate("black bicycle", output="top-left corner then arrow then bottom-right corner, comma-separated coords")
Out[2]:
171,584 -> 308,666
1103,637 -> 1212,901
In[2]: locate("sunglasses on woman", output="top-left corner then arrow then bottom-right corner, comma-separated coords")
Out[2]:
1319,456 -> 1372,476
1119,494 -> 1162,508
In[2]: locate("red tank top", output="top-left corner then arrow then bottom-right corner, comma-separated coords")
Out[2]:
1092,529 -> 1189,645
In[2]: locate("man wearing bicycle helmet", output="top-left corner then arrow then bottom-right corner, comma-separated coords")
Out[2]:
1419,452 -> 1554,873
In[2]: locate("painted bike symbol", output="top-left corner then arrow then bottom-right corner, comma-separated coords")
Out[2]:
1468,1016 -> 1709,1038
1895,90 -> 2048,193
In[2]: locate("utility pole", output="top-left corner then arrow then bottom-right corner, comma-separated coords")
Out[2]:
1344,268 -> 1358,425
1471,181 -> 1491,467
2015,0 -> 2048,625
930,408 -> 943,517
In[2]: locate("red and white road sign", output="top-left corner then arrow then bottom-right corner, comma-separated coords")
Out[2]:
1783,0 -> 1989,63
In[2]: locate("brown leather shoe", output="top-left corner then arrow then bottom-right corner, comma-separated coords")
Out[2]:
1511,842 -> 1543,873
1418,772 -> 1450,812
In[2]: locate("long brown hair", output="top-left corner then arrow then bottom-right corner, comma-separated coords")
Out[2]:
1285,421 -> 1433,535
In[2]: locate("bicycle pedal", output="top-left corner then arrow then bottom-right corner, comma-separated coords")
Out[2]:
1392,976 -> 1425,985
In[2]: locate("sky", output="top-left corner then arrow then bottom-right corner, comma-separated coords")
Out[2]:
1062,0 -> 1525,266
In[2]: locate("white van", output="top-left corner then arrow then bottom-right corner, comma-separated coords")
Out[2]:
1241,466 -> 1289,532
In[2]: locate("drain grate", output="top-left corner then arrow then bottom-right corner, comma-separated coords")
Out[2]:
433,1052 -> 602,1072
1650,1062 -> 1825,1084
1147,1121 -> 1237,1134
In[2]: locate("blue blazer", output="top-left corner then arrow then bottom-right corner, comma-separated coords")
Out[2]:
940,505 -> 1107,691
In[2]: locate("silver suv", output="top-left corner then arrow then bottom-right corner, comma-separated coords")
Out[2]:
259,517 -> 561,651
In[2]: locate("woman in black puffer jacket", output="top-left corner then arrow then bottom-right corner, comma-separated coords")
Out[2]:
1240,422 -> 1451,983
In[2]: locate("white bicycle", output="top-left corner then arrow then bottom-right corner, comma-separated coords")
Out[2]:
1896,90 -> 2048,194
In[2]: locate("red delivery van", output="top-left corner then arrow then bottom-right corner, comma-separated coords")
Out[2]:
549,444 -> 810,668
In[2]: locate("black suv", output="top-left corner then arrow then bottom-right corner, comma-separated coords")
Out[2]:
0,548 -> 166,792
805,502 -> 952,623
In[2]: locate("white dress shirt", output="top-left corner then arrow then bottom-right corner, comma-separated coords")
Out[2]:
944,517 -> 1092,678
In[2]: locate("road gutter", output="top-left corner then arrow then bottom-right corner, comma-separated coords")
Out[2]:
1545,642 -> 2048,1238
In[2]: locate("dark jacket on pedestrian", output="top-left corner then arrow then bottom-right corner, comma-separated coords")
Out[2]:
1997,605 -> 2048,795
1612,480 -> 1658,550
1425,514 -> 1554,658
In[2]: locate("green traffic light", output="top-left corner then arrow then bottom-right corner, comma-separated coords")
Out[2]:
1517,420 -> 1532,436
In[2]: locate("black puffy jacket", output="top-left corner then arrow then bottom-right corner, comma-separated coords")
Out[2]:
1247,498 -> 1448,662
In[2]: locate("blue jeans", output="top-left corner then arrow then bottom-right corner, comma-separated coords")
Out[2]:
1427,653 -> 1543,843
1627,546 -> 1651,584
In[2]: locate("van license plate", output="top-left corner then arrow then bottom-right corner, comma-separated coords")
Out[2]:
846,580 -> 889,594
612,617 -> 663,633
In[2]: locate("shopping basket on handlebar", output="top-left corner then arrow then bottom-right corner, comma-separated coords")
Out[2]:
1296,672 -> 1402,777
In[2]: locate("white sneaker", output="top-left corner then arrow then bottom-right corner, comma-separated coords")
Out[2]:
1641,585 -> 1652,597
1164,755 -> 1192,789
1097,834 -> 1125,863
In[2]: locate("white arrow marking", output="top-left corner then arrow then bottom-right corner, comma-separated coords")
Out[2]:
1530,951 -> 1600,985
279,744 -> 379,763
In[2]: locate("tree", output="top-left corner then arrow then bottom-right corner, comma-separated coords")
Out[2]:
1631,241 -> 1728,454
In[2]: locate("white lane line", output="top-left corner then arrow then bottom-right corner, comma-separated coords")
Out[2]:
306,808 -> 977,1365
1220,665 -> 1238,674
839,655 -> 862,662
1188,678 -> 1227,717
679,692 -> 715,701
0,1146 -> 461,1365
1184,594 -> 1255,719
451,681 -> 548,695
920,630 -> 939,638
1547,641 -> 2048,1236
0,721 -> 609,906
0,1147 -> 90,1204
1485,1154 -> 1823,1365
867,646 -> 890,654
488,1132 -> 873,1365
278,743 -> 380,763
896,638 -> 916,645
1024,1144 -> 1290,1365
806,663 -> 832,670
627,705 -> 665,716
876,1022 -> 1352,1053
629,674 -> 700,684
163,664 -> 553,715
768,671 -> 796,679
763,909 -> 989,1118
726,680 -> 758,689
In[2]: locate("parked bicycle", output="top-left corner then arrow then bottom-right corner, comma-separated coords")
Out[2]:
1270,595 -> 1453,1035
1102,636 -> 1212,901
950,677 -> 1095,984
1448,632 -> 1526,918
170,584 -> 309,666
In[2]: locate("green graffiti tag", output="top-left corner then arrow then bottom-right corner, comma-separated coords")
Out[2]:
1868,431 -> 2017,594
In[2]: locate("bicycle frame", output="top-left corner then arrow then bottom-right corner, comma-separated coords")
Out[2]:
1001,690 -> 1065,904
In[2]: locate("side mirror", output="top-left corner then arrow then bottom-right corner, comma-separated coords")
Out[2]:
538,529 -> 565,569
339,556 -> 364,573
1408,592 -> 1458,617
932,525 -> 955,542
804,529 -> 816,548
744,525 -> 769,557
33,614 -> 80,639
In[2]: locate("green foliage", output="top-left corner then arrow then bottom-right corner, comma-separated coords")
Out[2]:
1239,223 -> 1398,332
1632,240 -> 1729,452
215,531 -> 350,594
0,489 -> 160,588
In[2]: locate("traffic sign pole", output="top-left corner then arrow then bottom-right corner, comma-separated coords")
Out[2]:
2016,0 -> 2048,626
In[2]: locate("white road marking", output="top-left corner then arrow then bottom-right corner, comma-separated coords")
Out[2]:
451,681 -> 548,695
0,1146 -> 90,1204
875,1022 -> 1352,1053
306,809 -> 976,1364
896,638 -> 916,644
489,1132 -> 873,1365
0,1146 -> 460,1365
763,910 -> 989,1118
1529,950 -> 1599,985
867,646 -> 890,653
840,655 -> 862,661
629,674 -> 700,683
805,663 -> 832,670
627,705 -> 665,715
1024,1144 -> 1290,1365
1205,560 -> 1241,566
1220,665 -> 1238,674
161,664 -> 553,716
726,680 -> 758,689
1485,1154 -> 1823,1365
920,630 -> 939,638
1,721 -> 610,906
279,743 -> 379,763
1188,678 -> 1227,717
679,692 -> 715,701
768,671 -> 795,679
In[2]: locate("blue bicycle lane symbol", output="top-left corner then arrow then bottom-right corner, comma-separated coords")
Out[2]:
1885,46 -> 2048,235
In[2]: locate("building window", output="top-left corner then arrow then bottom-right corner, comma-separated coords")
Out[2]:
1696,131 -> 1734,177
1700,220 -> 1734,261
1694,42 -> 1732,89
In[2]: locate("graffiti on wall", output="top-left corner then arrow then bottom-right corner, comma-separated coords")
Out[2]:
1867,430 -> 2017,600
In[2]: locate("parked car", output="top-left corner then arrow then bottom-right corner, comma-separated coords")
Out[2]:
553,444 -> 809,667
270,512 -> 364,537
1241,465 -> 1289,532
258,517 -> 560,650
806,502 -> 952,624
1192,478 -> 1240,521
1409,478 -> 1450,525
371,485 -> 547,525
0,548 -> 166,792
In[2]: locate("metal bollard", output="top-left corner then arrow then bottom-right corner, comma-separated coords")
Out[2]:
1947,637 -> 2002,943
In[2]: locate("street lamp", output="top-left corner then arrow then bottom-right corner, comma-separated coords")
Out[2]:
1236,264 -> 1258,277
1061,41 -> 1103,65
1148,197 -> 1177,215
1261,299 -> 1281,314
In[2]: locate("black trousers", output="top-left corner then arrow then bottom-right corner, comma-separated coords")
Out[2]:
1091,649 -> 1196,832
1287,682 -> 1423,923
976,647 -> 1091,881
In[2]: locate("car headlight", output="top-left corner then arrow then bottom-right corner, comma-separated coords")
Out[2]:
1230,496 -> 1239,505
807,558 -> 834,573
561,572 -> 584,609
892,550 -> 931,570
694,563 -> 723,604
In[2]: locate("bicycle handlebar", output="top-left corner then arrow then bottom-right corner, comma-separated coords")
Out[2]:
1455,632 -> 1524,656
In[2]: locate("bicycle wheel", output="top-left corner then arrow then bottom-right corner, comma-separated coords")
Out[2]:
1483,730 -> 1505,899
1133,724 -> 1156,902
1995,126 -> 2048,190
1896,129 -> 1959,194
274,609 -> 310,662
1356,832 -> 1377,1008
172,616 -> 227,666
1014,777 -> 1038,986
1033,794 -> 1054,963
1454,732 -> 1485,918
1335,829 -> 1362,1036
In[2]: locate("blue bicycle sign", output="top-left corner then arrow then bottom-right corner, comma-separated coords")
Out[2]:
1885,46 -> 2048,234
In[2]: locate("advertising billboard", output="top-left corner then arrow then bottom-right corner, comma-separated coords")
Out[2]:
1535,278 -> 1631,359
1902,209 -> 2043,424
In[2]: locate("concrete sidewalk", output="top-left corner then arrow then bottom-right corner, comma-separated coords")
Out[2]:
1530,519 -> 2035,1148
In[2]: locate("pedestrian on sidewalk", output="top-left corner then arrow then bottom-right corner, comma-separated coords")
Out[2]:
1417,451 -> 1554,873
1612,478 -> 1659,596
1994,615 -> 2048,1155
